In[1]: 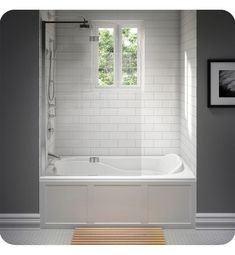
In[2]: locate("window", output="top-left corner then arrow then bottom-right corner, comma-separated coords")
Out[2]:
121,27 -> 138,86
98,28 -> 114,86
93,22 -> 143,88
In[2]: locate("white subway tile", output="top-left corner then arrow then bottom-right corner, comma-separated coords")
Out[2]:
110,132 -> 128,140
118,108 -> 136,115
127,116 -> 142,123
56,147 -> 73,155
118,124 -> 136,132
87,140 -> 101,148
109,148 -> 128,156
127,100 -> 142,108
90,116 -> 110,124
90,148 -> 110,156
144,132 -> 162,139
109,116 -> 128,123
110,100 -> 127,108
100,123 -> 118,131
144,100 -> 162,108
118,92 -> 136,100
135,108 -> 142,115
127,148 -> 142,156
100,92 -> 118,100
140,140 -> 155,147
118,140 -> 136,148
142,124 -> 155,131
162,147 -> 180,155
142,93 -> 154,100
141,108 -> 155,116
155,139 -> 179,148
100,108 -> 118,115
128,132 -> 142,139
162,132 -> 179,139
144,116 -> 162,123
100,140 -> 118,148
155,107 -> 179,116
162,116 -> 179,123
88,124 -> 101,131
88,132 -> 110,140
143,148 -> 163,155
72,147 -> 91,155
162,100 -> 179,108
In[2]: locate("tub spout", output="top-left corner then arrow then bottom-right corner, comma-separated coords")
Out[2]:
89,156 -> 99,163
48,152 -> 61,159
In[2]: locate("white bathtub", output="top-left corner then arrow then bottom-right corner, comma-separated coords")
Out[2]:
45,154 -> 194,179
40,154 -> 196,228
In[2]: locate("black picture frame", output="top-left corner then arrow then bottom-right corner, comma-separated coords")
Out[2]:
208,59 -> 235,107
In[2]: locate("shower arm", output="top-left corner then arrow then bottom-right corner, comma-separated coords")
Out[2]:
46,13 -> 89,24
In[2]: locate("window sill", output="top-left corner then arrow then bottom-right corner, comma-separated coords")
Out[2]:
95,85 -> 141,89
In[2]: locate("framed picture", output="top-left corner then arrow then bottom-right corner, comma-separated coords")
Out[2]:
208,59 -> 235,107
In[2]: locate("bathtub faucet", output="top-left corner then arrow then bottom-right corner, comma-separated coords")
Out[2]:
89,156 -> 99,163
48,152 -> 61,159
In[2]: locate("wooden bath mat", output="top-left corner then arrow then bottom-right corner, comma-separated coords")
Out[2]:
71,227 -> 166,245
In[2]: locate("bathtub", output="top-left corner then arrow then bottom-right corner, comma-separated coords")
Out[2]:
40,154 -> 196,228
46,154 -> 188,178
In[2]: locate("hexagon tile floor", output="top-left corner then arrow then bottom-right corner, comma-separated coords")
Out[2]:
0,228 -> 234,245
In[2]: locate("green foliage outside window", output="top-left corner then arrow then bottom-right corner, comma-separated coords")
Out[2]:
122,28 -> 138,86
98,28 -> 114,86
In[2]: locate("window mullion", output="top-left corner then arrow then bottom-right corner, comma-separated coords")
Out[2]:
115,25 -> 121,87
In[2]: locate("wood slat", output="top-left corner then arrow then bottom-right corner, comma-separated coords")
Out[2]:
73,227 -> 164,232
73,234 -> 164,237
72,241 -> 166,245
74,231 -> 164,235
71,227 -> 166,245
72,241 -> 166,244
74,236 -> 166,239
72,242 -> 166,245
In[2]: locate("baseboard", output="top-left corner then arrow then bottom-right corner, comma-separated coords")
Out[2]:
196,213 -> 235,229
1,213 -> 234,229
41,222 -> 194,229
0,214 -> 40,228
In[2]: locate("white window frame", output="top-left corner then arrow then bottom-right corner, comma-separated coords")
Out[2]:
92,20 -> 144,89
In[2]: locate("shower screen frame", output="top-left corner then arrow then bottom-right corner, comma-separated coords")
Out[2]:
41,21 -> 91,177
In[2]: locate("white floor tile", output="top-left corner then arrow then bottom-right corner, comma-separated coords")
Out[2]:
0,228 -> 234,245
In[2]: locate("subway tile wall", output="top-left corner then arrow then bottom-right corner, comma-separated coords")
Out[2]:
54,11 -> 181,156
180,11 -> 197,174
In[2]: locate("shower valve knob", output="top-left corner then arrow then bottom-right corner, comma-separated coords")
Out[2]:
48,113 -> 56,118
48,127 -> 54,133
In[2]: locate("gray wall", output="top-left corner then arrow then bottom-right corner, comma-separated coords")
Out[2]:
0,10 -> 39,213
197,10 -> 235,213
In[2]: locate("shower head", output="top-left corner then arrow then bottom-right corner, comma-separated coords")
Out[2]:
80,16 -> 90,29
